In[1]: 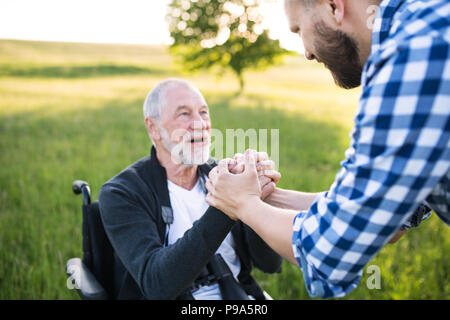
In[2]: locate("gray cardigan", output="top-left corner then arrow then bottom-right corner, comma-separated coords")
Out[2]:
98,147 -> 282,299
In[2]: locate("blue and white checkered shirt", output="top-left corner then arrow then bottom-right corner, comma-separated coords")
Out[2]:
292,0 -> 450,298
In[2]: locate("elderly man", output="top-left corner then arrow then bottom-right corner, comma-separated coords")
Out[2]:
206,0 -> 449,298
98,78 -> 282,300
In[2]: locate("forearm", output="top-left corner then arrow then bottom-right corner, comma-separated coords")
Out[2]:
144,206 -> 236,298
264,187 -> 320,211
238,196 -> 299,265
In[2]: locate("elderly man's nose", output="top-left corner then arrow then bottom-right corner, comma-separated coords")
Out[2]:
191,118 -> 207,130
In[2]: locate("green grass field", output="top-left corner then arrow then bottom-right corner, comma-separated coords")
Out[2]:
0,39 -> 448,300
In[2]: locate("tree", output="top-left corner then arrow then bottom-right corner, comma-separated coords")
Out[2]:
167,0 -> 289,92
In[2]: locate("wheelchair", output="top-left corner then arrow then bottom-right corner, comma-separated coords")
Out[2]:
66,180 -> 114,300
66,180 -> 273,300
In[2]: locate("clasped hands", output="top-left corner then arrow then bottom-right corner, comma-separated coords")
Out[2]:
205,149 -> 280,221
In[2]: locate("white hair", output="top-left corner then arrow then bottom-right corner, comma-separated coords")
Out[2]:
143,78 -> 201,122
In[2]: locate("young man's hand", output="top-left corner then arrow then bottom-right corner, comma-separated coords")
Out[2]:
227,150 -> 281,200
207,151 -> 262,220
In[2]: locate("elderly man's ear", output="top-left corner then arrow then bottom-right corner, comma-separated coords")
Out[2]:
145,117 -> 161,141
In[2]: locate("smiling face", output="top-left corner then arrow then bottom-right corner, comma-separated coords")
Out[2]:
157,84 -> 212,166
284,0 -> 363,89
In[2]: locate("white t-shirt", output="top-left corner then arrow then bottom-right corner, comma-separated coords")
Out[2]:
167,177 -> 241,300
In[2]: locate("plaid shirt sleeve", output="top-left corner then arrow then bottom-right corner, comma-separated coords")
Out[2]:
292,3 -> 450,298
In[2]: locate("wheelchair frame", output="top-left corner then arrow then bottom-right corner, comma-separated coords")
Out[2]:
66,180 -> 109,300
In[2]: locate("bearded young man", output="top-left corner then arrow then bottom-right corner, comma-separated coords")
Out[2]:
98,78 -> 282,300
206,0 -> 449,298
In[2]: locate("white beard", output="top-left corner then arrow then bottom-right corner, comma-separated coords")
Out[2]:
160,126 -> 210,166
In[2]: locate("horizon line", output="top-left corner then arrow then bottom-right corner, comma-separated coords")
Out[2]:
0,36 -> 305,54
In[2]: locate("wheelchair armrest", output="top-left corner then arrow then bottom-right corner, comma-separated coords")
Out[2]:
66,258 -> 109,300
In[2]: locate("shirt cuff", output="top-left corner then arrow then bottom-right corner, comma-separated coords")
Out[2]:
291,211 -> 362,298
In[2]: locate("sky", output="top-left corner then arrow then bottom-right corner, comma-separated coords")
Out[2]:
0,0 -> 304,53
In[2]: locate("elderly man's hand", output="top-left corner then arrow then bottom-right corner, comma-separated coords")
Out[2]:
228,150 -> 281,200
206,151 -> 261,220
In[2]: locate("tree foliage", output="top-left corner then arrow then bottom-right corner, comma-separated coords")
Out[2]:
167,0 -> 289,91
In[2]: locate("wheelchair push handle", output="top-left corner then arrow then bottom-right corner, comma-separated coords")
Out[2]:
72,180 -> 91,205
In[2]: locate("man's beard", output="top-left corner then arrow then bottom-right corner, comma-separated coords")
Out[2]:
160,126 -> 211,166
313,20 -> 363,89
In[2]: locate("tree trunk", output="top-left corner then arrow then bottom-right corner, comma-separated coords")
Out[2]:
238,72 -> 244,94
